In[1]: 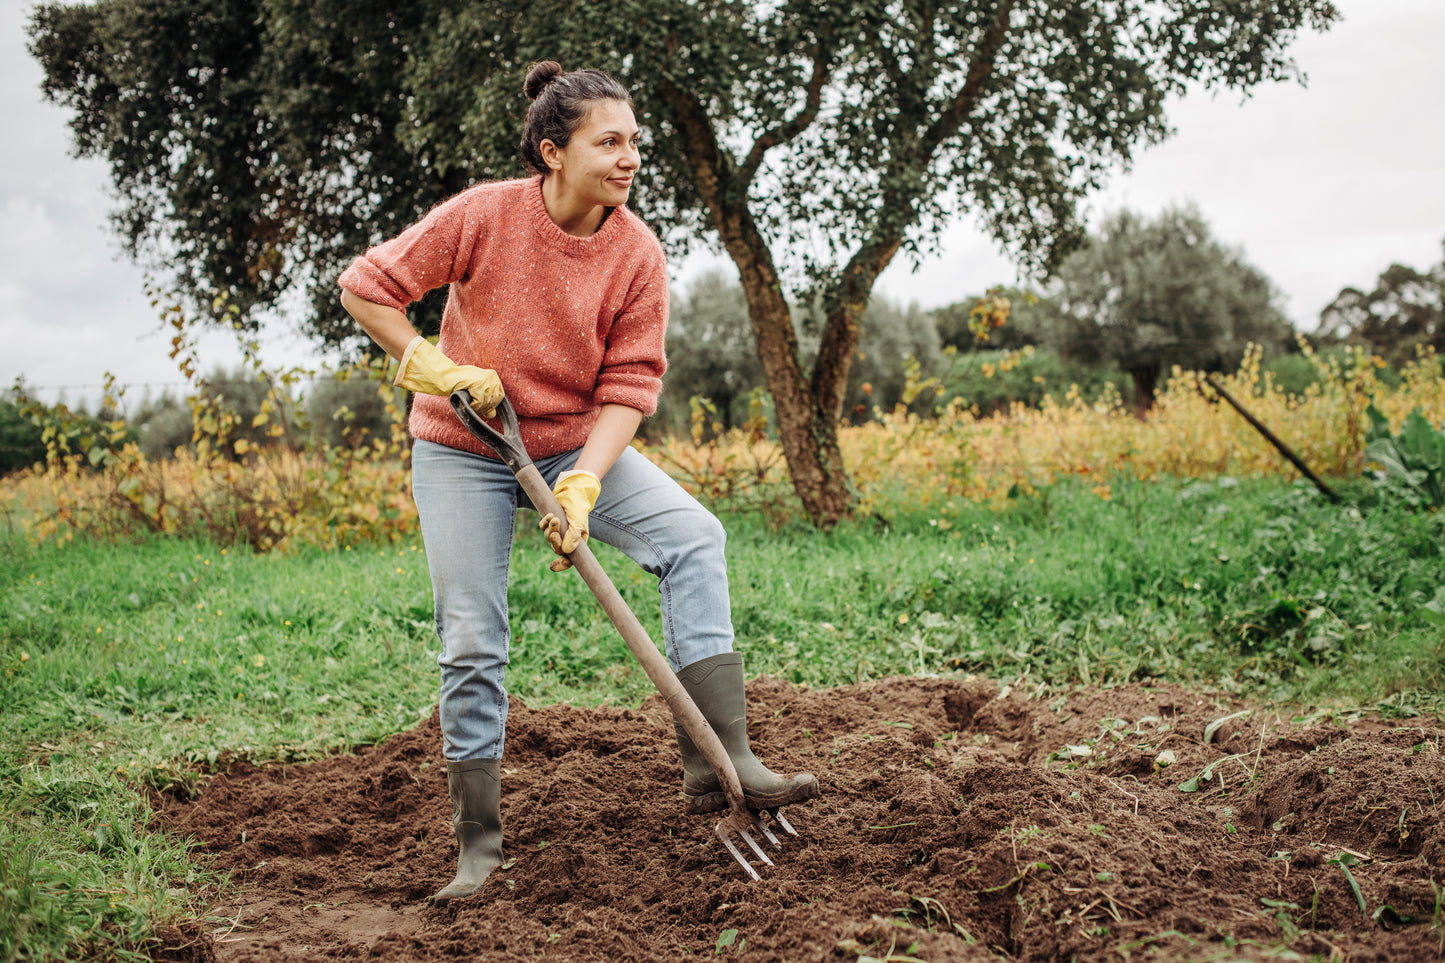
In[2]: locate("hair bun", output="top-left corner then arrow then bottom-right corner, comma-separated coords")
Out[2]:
524,61 -> 564,100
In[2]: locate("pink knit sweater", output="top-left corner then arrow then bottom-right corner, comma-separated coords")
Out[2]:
338,177 -> 669,459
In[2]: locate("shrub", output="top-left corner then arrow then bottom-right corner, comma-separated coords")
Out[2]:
6,294 -> 412,551
0,395 -> 46,474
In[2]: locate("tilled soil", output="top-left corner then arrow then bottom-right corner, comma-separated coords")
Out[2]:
154,676 -> 1445,962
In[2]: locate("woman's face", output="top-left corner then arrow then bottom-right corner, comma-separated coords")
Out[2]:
543,99 -> 641,209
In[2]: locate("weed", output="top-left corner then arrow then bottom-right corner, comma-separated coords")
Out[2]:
1327,852 -> 1369,919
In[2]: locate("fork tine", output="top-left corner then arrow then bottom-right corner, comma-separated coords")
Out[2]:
715,824 -> 762,881
754,818 -> 782,849
765,808 -> 799,837
738,826 -> 774,866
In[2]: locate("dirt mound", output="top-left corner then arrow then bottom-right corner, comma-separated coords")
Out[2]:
155,677 -> 1445,962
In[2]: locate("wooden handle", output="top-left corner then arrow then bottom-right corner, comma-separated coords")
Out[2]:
515,464 -> 749,816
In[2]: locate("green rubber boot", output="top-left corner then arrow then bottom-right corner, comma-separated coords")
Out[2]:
674,653 -> 819,814
432,759 -> 503,905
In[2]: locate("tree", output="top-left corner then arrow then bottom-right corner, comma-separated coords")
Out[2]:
130,392 -> 193,460
1041,206 -> 1293,413
306,373 -> 406,451
31,0 -> 1339,526
1318,241 -> 1445,362
26,0 -> 454,341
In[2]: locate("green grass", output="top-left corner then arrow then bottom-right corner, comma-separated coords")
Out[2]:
2,475 -> 1443,960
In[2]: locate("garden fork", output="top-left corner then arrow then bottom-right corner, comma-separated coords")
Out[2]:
449,391 -> 798,880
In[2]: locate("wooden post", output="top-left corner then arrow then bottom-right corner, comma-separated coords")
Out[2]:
1204,374 -> 1339,502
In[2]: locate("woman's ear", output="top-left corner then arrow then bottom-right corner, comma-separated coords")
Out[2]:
539,138 -> 564,172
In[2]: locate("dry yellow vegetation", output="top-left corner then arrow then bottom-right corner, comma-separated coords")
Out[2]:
5,342 -> 1440,548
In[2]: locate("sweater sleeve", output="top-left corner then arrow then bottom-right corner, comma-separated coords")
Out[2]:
595,251 -> 669,416
337,190 -> 479,310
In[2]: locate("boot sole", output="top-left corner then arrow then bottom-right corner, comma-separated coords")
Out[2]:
432,882 -> 479,906
683,775 -> 820,815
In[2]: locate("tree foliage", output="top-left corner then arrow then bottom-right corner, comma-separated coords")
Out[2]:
1039,206 -> 1294,411
30,0 -> 1339,525
0,397 -> 47,475
1319,241 -> 1445,363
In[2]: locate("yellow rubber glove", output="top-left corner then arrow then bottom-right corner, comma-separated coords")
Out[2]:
393,336 -> 504,417
539,469 -> 601,572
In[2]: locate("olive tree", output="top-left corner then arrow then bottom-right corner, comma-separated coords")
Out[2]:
1043,206 -> 1294,412
1318,241 -> 1445,362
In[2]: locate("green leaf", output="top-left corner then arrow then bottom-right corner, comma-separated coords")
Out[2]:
1364,402 -> 1393,443
1203,709 -> 1250,744
715,929 -> 738,954
1327,854 -> 1368,918
1422,588 -> 1445,627
1400,410 -> 1444,471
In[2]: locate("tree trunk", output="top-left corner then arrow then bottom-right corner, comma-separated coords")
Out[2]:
657,78 -> 854,528
1128,364 -> 1159,419
735,251 -> 853,528
814,237 -> 905,423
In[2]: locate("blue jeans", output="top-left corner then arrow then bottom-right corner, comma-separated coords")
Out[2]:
410,440 -> 735,761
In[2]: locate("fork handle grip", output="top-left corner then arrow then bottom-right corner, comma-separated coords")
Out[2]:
514,463 -> 750,817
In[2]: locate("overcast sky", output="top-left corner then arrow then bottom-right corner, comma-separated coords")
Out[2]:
4,0 -> 1443,407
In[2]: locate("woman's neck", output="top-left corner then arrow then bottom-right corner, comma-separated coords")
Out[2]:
540,176 -> 606,237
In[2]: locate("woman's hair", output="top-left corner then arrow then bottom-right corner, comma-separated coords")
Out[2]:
520,61 -> 633,176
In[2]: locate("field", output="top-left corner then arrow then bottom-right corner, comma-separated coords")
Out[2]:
161,676 -> 1445,962
3,355 -> 1445,962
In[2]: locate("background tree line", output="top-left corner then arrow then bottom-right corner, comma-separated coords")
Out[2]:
654,211 -> 1443,436
7,209 -> 1438,473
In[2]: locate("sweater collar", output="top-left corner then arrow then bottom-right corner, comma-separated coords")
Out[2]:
524,175 -> 627,257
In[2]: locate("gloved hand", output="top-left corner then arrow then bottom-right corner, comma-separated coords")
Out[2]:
393,336 -> 504,417
539,469 -> 601,572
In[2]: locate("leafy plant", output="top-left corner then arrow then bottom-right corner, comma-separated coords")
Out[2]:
1365,403 -> 1445,509
10,289 -> 412,552
1328,852 -> 1369,919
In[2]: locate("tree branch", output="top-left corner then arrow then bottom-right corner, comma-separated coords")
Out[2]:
809,0 -> 1017,420
922,0 -> 1016,155
738,46 -> 831,187
655,75 -> 733,220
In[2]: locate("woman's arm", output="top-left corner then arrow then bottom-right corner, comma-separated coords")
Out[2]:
573,404 -> 644,480
340,288 -> 421,360
340,288 -> 504,415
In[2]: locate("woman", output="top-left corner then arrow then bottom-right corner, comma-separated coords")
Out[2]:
339,61 -> 818,904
